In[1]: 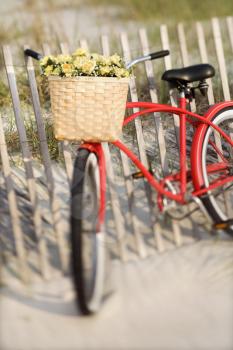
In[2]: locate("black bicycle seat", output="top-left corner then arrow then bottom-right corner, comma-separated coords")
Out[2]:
162,64 -> 215,85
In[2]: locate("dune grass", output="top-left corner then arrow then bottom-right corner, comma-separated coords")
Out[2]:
86,0 -> 233,22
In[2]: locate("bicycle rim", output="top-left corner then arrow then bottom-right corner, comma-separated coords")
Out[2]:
201,109 -> 233,232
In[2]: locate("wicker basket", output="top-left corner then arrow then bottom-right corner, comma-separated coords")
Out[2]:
48,76 -> 129,142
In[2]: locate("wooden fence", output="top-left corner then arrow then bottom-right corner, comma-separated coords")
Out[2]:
0,16 -> 232,283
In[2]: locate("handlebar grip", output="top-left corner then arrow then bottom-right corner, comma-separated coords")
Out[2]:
24,49 -> 43,60
149,50 -> 170,60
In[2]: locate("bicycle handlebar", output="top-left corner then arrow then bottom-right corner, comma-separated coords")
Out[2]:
24,48 -> 170,69
24,49 -> 43,60
150,50 -> 169,60
126,49 -> 169,69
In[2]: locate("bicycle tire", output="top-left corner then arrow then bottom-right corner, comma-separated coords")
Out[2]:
200,106 -> 233,235
71,148 -> 105,315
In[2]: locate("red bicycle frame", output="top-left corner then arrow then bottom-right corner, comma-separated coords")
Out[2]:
81,98 -> 233,227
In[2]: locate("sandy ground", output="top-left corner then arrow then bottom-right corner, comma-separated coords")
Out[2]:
1,239 -> 233,350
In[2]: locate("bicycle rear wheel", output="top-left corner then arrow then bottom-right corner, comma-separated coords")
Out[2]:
200,107 -> 233,235
71,148 -> 105,315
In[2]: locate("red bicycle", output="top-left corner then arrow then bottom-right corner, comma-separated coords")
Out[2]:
70,53 -> 233,315
25,49 -> 233,315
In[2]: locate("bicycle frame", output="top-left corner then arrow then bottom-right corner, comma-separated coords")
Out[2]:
120,99 -> 233,199
80,98 -> 233,226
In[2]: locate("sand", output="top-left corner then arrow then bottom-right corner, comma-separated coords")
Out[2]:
1,239 -> 233,350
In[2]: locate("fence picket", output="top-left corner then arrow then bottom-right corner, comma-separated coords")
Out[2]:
159,25 -> 182,247
59,43 -> 74,185
196,22 -> 215,104
196,22 -> 222,147
138,27 -> 168,251
226,16 -> 233,52
100,36 -> 129,260
212,18 -> 231,101
0,115 -> 29,282
120,32 -> 149,168
25,45 -> 69,274
177,23 -> 197,112
2,45 -> 49,278
42,43 -> 73,186
139,28 -> 168,175
121,32 -> 164,256
160,25 -> 180,144
99,36 -> 148,259
177,23 -> 189,67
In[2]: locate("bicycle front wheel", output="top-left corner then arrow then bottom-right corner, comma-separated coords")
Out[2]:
71,148 -> 105,315
201,107 -> 233,235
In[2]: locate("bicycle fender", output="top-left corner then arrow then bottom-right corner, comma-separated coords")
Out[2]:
79,143 -> 106,229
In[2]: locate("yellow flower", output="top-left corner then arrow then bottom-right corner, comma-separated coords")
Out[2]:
91,53 -> 110,65
99,65 -> 112,76
40,55 -> 56,67
110,54 -> 122,67
61,63 -> 73,76
44,65 -> 54,76
82,60 -> 96,75
51,67 -> 61,76
40,48 -> 130,78
102,56 -> 111,66
57,54 -> 72,63
73,57 -> 86,69
113,67 -> 129,78
72,48 -> 88,57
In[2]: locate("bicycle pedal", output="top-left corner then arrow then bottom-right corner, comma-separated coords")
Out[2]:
132,169 -> 153,179
214,219 -> 233,230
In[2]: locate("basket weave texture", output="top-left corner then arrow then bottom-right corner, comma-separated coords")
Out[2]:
48,76 -> 129,142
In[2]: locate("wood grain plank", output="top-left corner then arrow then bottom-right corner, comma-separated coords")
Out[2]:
160,25 -> 180,144
120,32 -> 168,253
99,35 -> 148,258
25,45 -> 69,274
0,114 -> 29,282
196,22 -> 215,104
138,27 -> 167,252
177,23 -> 196,112
226,16 -> 233,52
212,17 -> 231,101
160,25 -> 183,247
3,45 -> 49,278
58,42 -> 74,185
